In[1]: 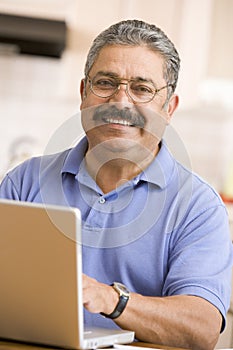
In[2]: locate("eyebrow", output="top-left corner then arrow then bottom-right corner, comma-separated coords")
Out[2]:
93,71 -> 156,85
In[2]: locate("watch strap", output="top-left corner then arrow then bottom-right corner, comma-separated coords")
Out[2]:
100,284 -> 129,319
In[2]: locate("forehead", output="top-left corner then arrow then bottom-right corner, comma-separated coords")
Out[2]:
89,45 -> 165,82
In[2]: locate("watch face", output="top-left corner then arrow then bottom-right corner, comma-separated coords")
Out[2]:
113,282 -> 130,295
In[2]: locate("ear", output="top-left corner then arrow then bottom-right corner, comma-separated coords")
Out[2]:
166,94 -> 179,123
80,79 -> 86,102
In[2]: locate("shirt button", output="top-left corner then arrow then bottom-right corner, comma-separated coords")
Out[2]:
99,197 -> 106,204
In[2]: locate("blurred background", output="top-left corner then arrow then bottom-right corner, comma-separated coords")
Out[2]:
0,0 -> 233,199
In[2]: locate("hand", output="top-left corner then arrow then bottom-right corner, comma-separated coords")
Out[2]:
82,274 -> 118,314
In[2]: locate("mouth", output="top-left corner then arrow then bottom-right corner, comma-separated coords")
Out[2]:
102,117 -> 134,127
92,105 -> 145,129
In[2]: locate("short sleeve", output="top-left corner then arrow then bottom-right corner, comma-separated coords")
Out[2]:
163,203 -> 233,329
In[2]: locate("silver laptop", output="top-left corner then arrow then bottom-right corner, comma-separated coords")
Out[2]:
0,199 -> 134,349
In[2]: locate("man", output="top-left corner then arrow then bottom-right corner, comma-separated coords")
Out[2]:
0,20 -> 232,350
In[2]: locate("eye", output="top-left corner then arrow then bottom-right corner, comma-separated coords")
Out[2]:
93,78 -> 117,90
130,82 -> 154,95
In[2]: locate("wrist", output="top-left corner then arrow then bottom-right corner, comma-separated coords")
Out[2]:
100,282 -> 130,319
102,284 -> 119,315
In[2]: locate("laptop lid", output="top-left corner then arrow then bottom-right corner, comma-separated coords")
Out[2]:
0,200 -> 134,349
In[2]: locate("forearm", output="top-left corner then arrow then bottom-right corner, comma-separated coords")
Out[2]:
115,293 -> 222,350
82,274 -> 222,350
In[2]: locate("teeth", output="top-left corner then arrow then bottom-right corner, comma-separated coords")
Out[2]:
105,118 -> 132,126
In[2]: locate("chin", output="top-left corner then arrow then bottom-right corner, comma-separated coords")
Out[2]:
100,137 -> 137,153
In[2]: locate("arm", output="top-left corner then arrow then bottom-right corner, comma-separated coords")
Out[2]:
83,273 -> 222,350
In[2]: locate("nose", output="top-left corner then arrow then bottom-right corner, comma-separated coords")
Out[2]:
109,82 -> 133,104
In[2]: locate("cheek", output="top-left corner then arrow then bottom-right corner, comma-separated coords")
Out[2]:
80,96 -> 92,110
80,94 -> 107,111
138,106 -> 168,140
81,106 -> 94,132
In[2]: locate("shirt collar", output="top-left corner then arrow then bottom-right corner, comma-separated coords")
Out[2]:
139,141 -> 175,189
62,137 -> 175,190
61,136 -> 88,175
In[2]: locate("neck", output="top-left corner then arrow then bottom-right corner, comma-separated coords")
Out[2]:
85,145 -> 159,194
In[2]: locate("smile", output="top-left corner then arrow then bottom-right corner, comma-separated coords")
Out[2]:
103,117 -> 134,127
92,104 -> 145,128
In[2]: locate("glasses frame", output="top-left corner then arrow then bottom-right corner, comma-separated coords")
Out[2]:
86,75 -> 173,104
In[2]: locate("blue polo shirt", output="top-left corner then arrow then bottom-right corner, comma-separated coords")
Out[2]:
0,137 -> 232,329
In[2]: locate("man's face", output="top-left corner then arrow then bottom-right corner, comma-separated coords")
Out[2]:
80,45 -> 178,157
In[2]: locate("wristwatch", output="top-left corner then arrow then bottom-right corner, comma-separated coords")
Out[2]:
100,282 -> 130,319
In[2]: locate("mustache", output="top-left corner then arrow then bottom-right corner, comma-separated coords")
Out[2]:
92,105 -> 145,128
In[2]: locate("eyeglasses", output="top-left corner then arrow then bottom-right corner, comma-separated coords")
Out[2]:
87,74 -> 173,104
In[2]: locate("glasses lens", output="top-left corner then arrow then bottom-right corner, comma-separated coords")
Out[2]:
128,81 -> 155,103
90,75 -> 156,103
91,76 -> 118,98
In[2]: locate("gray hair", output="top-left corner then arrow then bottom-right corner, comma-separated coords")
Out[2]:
84,19 -> 180,97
